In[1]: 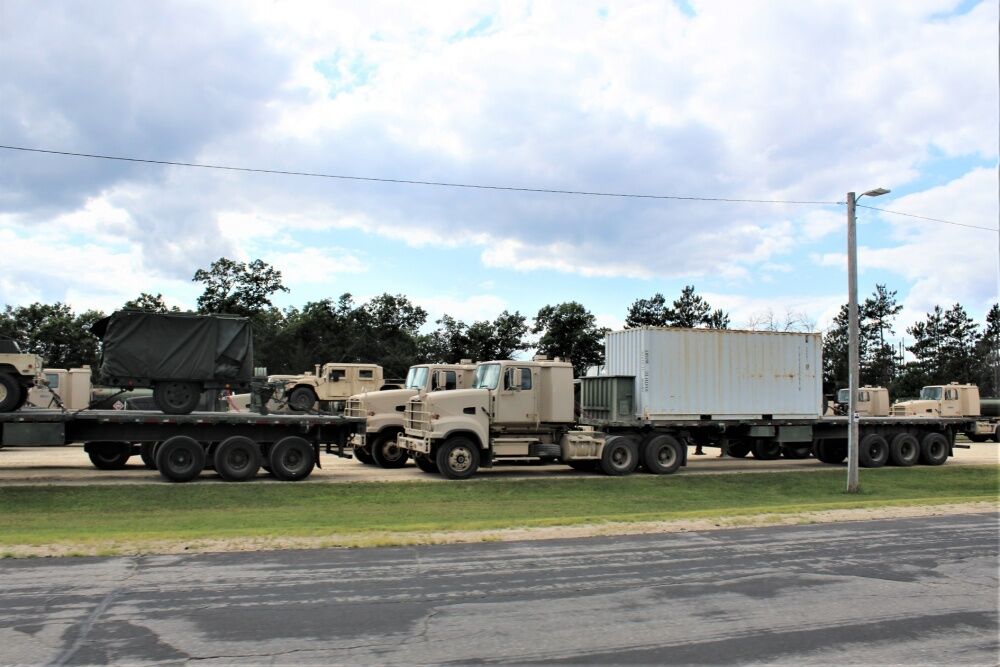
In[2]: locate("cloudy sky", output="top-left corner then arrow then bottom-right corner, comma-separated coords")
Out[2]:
1,0 -> 997,337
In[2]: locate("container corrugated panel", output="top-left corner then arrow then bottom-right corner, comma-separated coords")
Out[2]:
604,328 -> 822,420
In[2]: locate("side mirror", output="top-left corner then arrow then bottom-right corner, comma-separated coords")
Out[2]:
503,367 -> 519,391
431,370 -> 445,391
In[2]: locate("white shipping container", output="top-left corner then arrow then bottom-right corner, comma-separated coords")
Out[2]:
604,328 -> 822,420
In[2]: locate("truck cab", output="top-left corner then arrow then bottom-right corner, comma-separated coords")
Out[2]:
343,362 -> 477,467
397,358 -> 606,479
835,386 -> 890,417
282,363 -> 385,412
891,383 -> 980,418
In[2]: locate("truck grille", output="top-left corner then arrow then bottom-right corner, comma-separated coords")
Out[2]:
345,397 -> 366,418
405,399 -> 431,431
891,405 -> 908,417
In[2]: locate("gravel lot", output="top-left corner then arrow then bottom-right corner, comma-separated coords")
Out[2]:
0,438 -> 995,485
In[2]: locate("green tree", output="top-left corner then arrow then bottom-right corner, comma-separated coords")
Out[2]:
862,284 -> 903,387
193,258 -> 289,317
624,293 -> 671,327
122,293 -> 179,313
0,303 -> 104,369
533,302 -> 608,376
975,303 -> 1000,396
625,286 -> 729,329
420,311 -> 529,364
938,304 -> 980,383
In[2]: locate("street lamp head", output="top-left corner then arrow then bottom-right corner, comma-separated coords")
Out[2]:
862,187 -> 890,197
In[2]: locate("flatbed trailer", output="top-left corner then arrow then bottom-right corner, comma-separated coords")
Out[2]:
0,409 -> 365,483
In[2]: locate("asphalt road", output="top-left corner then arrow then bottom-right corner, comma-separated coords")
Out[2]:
1,513 -> 997,665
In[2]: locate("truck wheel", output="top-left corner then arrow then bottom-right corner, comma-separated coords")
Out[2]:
153,381 -> 202,415
288,387 -> 317,412
155,436 -> 206,482
371,433 -> 409,469
994,425 -> 1000,443
726,441 -> 751,458
600,435 -> 638,476
139,442 -> 159,469
0,373 -> 23,412
751,439 -> 781,460
642,434 -> 683,474
567,460 -> 598,472
214,436 -> 262,482
435,436 -> 480,479
919,432 -> 949,466
815,440 -> 847,464
781,445 -> 812,459
858,433 -> 889,468
86,441 -> 132,470
888,433 -> 920,467
413,453 -> 440,473
269,436 -> 315,481
353,446 -> 375,465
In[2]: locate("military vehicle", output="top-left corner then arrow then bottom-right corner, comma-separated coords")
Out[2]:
835,386 -> 891,417
398,328 -> 979,479
91,311 -> 254,414
0,336 -> 43,412
281,363 -> 386,412
344,362 -> 477,468
892,383 -> 1000,442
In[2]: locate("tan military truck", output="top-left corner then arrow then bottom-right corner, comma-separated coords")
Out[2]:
27,367 -> 95,410
397,358 -> 608,479
892,383 -> 999,442
344,362 -> 477,468
0,337 -> 43,412
281,363 -> 386,412
835,386 -> 891,417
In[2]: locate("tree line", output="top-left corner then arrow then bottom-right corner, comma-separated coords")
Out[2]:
1,258 -> 996,397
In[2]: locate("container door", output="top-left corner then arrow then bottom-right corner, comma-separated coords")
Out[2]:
495,367 -> 538,425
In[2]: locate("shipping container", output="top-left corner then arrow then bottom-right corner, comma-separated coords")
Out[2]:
602,328 -> 822,421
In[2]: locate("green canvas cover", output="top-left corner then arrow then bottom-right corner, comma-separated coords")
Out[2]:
91,311 -> 253,384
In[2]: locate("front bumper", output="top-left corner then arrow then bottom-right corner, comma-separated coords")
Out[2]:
397,433 -> 432,455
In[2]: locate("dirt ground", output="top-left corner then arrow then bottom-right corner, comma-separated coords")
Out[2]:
0,438 -> 996,486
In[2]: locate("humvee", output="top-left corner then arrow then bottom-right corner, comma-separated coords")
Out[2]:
0,336 -> 43,412
282,363 -> 387,412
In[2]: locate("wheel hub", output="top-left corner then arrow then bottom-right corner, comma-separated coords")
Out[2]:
449,447 -> 471,472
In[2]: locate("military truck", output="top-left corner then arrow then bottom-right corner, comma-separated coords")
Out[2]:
281,363 -> 387,412
398,328 -> 978,479
892,383 -> 1000,442
0,336 -> 43,412
344,362 -> 477,468
835,386 -> 891,417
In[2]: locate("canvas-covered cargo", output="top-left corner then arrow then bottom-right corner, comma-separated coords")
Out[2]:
91,311 -> 253,386
602,327 -> 822,421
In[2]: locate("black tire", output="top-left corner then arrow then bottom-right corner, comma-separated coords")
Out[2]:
567,460 -> 599,472
888,433 -> 920,467
993,425 -> 1000,443
155,436 -> 206,482
642,434 -> 683,475
858,433 -> 889,468
269,436 -> 316,481
751,439 -> 781,460
435,436 -> 480,480
86,441 -> 132,470
815,439 -> 847,464
288,387 -> 317,412
370,432 -> 409,469
726,441 -> 751,458
919,432 -> 949,466
214,436 -> 262,482
353,445 -> 376,465
413,453 -> 439,473
0,373 -> 23,412
600,435 -> 639,476
153,381 -> 202,415
139,442 -> 159,469
781,445 -> 812,459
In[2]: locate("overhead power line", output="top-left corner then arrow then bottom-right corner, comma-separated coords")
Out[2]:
857,204 -> 998,233
0,144 -> 994,233
0,144 -> 837,205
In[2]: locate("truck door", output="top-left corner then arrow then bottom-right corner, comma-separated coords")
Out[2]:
495,367 -> 538,425
942,387 -> 960,416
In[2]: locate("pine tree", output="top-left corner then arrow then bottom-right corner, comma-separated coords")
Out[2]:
975,304 -> 1000,396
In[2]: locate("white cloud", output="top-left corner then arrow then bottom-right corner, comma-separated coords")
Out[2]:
415,294 -> 510,325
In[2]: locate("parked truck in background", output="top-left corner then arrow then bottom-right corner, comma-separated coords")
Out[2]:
398,328 -> 977,479
834,386 -> 891,417
0,336 -> 43,412
345,362 -> 478,468
892,383 -> 1000,442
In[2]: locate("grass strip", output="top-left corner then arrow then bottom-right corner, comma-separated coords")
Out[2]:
0,465 -> 996,549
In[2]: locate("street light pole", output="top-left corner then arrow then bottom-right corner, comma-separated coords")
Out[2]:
846,187 -> 889,494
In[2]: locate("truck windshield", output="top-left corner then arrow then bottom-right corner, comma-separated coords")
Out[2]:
473,364 -> 501,389
405,367 -> 429,390
920,387 -> 943,400
837,389 -> 850,403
